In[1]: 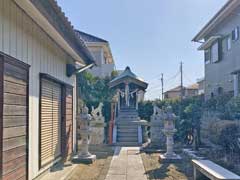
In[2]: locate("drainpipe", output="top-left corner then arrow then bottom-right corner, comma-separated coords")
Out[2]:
75,63 -> 94,74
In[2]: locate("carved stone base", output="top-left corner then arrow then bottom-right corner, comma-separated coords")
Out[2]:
72,154 -> 96,164
159,153 -> 182,163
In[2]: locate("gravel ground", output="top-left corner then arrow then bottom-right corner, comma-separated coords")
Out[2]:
141,152 -> 193,180
67,145 -> 114,180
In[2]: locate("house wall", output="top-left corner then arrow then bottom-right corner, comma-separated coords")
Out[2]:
0,0 -> 77,179
87,46 -> 115,78
165,91 -> 181,99
204,6 -> 240,98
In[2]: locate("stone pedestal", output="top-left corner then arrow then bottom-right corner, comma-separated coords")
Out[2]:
90,121 -> 106,144
72,106 -> 96,164
160,130 -> 181,162
150,106 -> 165,148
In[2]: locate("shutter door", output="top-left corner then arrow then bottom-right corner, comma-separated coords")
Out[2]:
40,79 -> 61,167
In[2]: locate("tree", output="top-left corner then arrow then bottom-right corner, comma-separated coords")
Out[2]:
77,71 -> 115,123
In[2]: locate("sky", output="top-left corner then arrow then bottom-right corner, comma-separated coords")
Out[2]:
57,0 -> 227,100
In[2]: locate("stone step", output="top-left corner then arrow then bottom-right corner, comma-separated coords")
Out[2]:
117,116 -> 138,119
116,121 -> 138,125
116,119 -> 139,123
119,112 -> 138,115
119,111 -> 138,113
117,125 -> 138,129
118,137 -> 138,142
117,129 -> 138,133
118,133 -> 138,138
114,142 -> 140,146
117,114 -> 138,117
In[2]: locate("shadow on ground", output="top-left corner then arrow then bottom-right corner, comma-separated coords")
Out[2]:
67,145 -> 114,180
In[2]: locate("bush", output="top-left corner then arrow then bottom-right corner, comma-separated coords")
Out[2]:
226,96 -> 240,120
218,123 -> 240,153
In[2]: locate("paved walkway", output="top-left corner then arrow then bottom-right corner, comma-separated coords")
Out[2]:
105,147 -> 147,180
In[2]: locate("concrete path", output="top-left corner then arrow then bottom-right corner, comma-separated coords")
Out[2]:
105,147 -> 147,180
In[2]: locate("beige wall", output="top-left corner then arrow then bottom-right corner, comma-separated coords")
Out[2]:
0,0 -> 77,179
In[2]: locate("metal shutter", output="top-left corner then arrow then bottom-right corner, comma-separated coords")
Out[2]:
40,79 -> 61,167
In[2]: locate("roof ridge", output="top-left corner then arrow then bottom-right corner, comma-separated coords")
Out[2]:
75,30 -> 108,43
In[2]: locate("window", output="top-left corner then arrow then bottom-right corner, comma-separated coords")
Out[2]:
204,49 -> 211,64
217,87 -> 223,95
232,27 -> 239,41
211,41 -> 219,63
227,36 -> 232,50
238,73 -> 240,95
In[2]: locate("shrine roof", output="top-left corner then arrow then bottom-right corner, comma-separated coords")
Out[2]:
109,66 -> 148,89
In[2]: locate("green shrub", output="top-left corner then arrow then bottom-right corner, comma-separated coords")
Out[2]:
218,123 -> 240,153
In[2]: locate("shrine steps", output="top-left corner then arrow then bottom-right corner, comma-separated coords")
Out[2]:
115,108 -> 140,146
114,142 -> 141,147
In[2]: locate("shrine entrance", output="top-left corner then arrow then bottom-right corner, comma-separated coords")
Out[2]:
109,67 -> 148,145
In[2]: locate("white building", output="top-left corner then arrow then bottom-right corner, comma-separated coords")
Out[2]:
75,30 -> 115,78
0,0 -> 95,179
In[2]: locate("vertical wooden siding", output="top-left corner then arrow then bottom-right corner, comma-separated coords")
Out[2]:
62,86 -> 73,160
1,55 -> 29,180
0,0 -> 76,179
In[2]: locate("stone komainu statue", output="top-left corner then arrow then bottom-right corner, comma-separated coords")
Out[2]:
90,103 -> 106,145
91,102 -> 104,120
150,105 -> 166,148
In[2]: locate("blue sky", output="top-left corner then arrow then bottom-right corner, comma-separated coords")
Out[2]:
57,0 -> 227,99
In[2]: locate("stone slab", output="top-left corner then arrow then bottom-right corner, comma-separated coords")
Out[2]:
105,146 -> 147,180
159,153 -> 182,163
192,159 -> 240,180
72,154 -> 96,164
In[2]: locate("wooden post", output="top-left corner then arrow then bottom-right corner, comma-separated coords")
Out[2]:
108,102 -> 115,144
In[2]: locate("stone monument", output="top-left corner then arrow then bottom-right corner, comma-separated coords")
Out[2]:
90,103 -> 106,144
160,106 -> 181,162
72,106 -> 96,164
149,105 -> 166,148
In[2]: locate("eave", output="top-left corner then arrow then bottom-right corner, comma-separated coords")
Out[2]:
192,0 -> 240,42
15,0 -> 94,66
109,77 -> 148,90
197,36 -> 221,50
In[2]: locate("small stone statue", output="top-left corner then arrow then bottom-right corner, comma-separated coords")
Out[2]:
72,106 -> 96,164
91,103 -> 104,120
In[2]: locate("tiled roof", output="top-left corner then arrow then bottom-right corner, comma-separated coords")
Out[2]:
109,67 -> 148,89
165,84 -> 199,93
75,30 -> 108,43
31,0 -> 95,65
187,83 -> 199,90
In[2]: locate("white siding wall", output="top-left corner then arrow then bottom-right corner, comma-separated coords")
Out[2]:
0,0 -> 77,179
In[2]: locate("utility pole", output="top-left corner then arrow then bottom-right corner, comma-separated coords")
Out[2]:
179,61 -> 184,120
161,73 -> 164,100
180,62 -> 183,101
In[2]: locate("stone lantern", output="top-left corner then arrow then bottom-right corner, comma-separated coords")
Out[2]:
72,106 -> 96,164
160,106 -> 181,162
